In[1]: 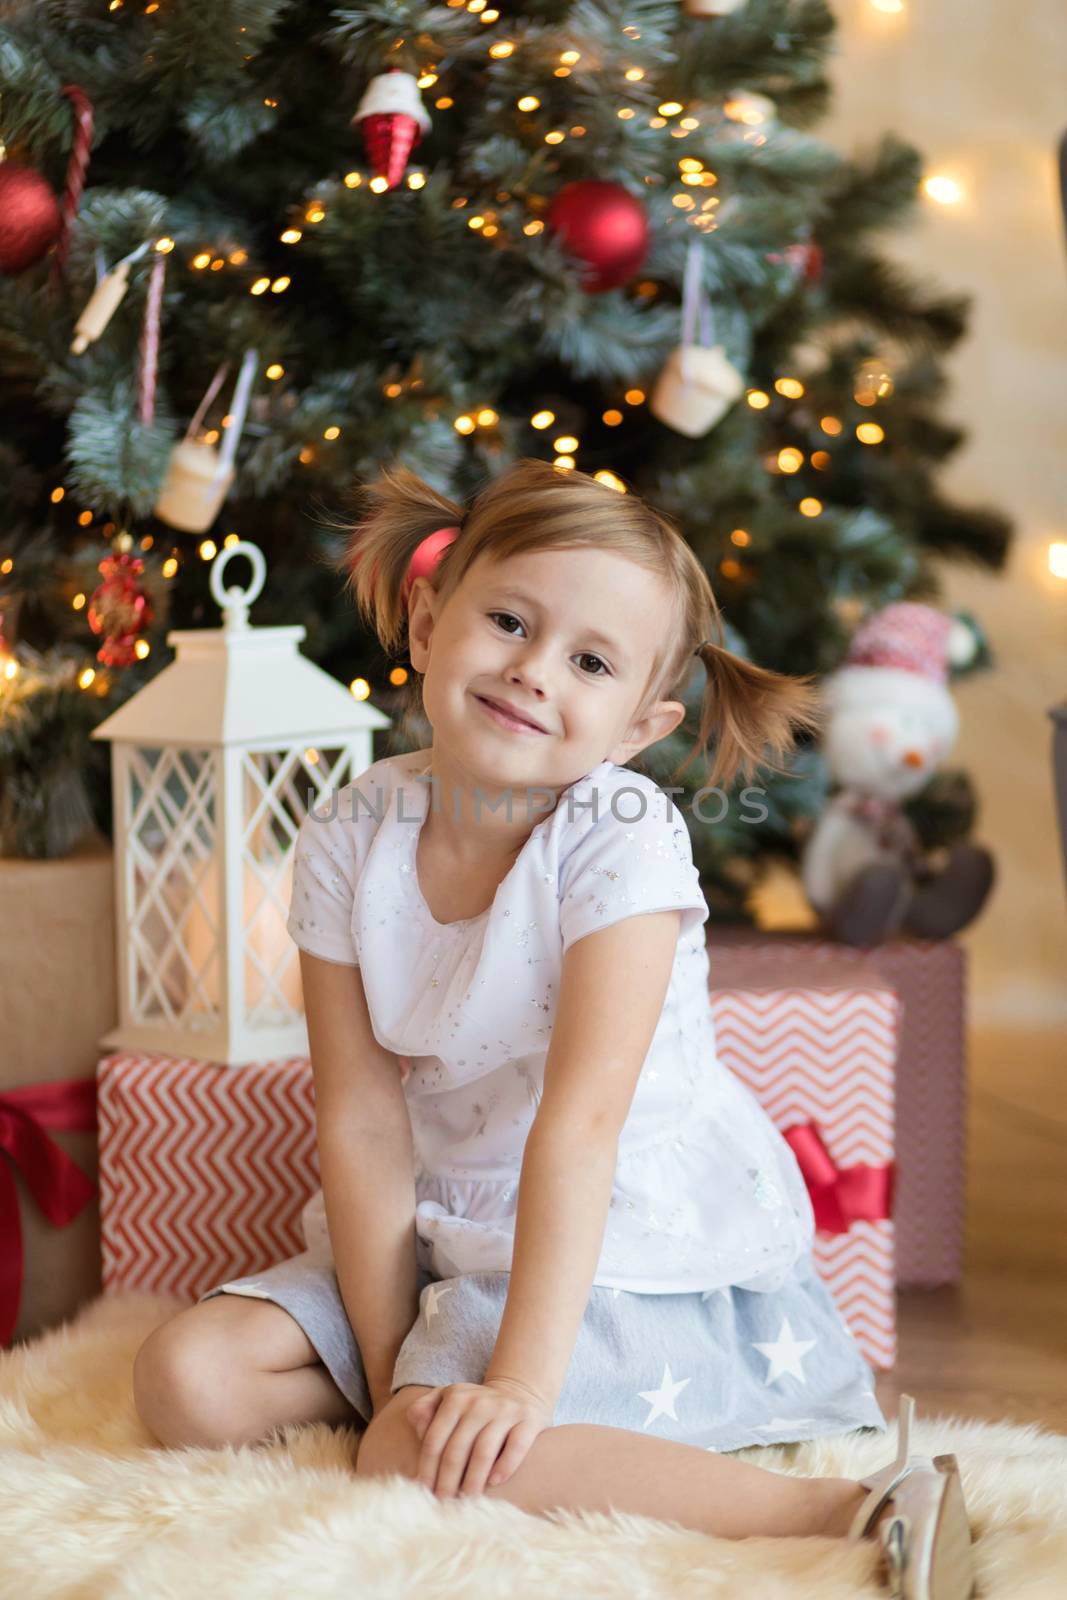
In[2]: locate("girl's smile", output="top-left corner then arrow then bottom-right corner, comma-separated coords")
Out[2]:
472,691 -> 551,736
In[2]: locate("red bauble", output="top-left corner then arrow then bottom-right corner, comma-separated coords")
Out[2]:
0,161 -> 62,275
544,180 -> 650,293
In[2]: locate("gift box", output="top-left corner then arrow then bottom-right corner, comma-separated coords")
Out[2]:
710,926 -> 966,1287
708,946 -> 899,1370
97,1052 -> 319,1299
0,832 -> 115,1345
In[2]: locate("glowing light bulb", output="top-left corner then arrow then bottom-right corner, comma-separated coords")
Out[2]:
923,174 -> 963,205
746,390 -> 771,409
531,410 -> 555,429
856,422 -> 885,444
1048,542 -> 1067,579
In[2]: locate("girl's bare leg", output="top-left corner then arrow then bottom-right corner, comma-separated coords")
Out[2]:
133,1297 -> 360,1449
359,1388 -> 887,1542
484,1421 -> 872,1538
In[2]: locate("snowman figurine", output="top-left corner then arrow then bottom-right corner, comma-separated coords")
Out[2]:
801,602 -> 996,946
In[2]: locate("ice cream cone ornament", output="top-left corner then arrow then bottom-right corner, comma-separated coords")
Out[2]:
154,349 -> 258,534
353,69 -> 431,190
650,236 -> 745,437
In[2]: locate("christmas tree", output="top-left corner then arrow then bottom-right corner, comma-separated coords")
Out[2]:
0,0 -> 1010,917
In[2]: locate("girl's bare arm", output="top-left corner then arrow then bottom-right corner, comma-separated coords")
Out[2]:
299,947 -> 420,1414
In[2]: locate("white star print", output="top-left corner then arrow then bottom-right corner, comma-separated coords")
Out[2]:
752,1316 -> 817,1385
422,1282 -> 455,1326
637,1362 -> 692,1429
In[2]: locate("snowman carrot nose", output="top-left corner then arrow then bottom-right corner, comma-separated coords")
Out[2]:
902,749 -> 925,767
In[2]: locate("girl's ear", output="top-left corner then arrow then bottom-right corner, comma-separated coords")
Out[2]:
407,576 -> 438,673
612,699 -> 688,766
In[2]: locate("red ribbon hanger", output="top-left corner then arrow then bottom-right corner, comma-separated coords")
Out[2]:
0,1077 -> 98,1347
782,1120 -> 895,1236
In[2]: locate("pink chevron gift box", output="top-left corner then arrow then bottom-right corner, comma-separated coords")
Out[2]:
97,1052 -> 320,1299
710,927 -> 966,1288
707,946 -> 899,1369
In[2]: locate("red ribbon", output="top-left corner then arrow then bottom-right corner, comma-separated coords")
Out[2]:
0,1077 -> 99,1347
783,1120 -> 895,1235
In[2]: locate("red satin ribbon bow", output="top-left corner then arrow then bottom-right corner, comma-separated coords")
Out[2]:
0,1077 -> 99,1347
782,1120 -> 895,1235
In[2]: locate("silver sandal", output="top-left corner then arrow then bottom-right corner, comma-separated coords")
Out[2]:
848,1393 -> 976,1599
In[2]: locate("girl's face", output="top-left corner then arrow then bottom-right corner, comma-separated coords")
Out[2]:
408,544 -> 686,791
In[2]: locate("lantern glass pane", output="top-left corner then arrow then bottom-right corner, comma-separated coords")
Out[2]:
241,743 -> 360,1027
127,746 -> 220,1030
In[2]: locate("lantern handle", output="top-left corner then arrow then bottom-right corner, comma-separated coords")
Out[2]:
210,540 -> 266,631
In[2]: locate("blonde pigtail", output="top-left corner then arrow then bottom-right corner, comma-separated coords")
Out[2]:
684,640 -> 824,792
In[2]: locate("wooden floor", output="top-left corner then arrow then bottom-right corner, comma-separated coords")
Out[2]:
874,1022 -> 1067,1434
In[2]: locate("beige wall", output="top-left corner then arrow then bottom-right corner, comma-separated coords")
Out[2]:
818,0 -> 1067,1026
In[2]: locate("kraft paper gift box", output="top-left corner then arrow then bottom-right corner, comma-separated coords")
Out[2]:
0,833 -> 114,1345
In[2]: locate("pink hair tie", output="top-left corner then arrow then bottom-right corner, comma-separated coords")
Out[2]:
402,524 -> 459,599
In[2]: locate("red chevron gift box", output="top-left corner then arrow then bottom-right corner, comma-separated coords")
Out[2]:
708,946 -> 899,1369
97,1052 -> 319,1298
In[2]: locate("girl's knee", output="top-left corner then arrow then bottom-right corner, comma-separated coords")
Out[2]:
133,1308 -> 246,1450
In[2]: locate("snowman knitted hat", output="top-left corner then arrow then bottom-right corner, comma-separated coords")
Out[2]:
845,602 -> 956,686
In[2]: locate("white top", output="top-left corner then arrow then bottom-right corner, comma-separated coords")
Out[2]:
288,748 -> 815,1294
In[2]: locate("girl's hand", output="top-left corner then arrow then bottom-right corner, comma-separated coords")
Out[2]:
406,1377 -> 553,1499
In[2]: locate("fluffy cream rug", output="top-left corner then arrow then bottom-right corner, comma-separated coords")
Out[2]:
1,1290 -> 1064,1599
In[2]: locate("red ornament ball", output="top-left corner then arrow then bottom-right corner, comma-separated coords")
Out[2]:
0,161 -> 62,275
545,180 -> 649,293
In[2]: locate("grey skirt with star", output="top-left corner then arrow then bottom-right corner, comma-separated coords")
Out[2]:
197,1245 -> 887,1454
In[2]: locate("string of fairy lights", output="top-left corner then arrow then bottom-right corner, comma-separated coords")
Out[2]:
0,0 -> 1061,714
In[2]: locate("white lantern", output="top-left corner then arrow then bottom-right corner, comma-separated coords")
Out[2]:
91,540 -> 390,1066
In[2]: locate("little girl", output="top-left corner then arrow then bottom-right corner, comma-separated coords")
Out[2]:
133,459 -> 975,1597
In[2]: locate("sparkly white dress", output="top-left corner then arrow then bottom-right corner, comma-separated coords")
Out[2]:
290,748 -> 815,1294
202,748 -> 887,1449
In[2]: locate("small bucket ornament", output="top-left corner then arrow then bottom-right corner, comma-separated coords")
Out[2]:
684,0 -> 748,13
650,238 -> 745,437
154,349 -> 257,534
